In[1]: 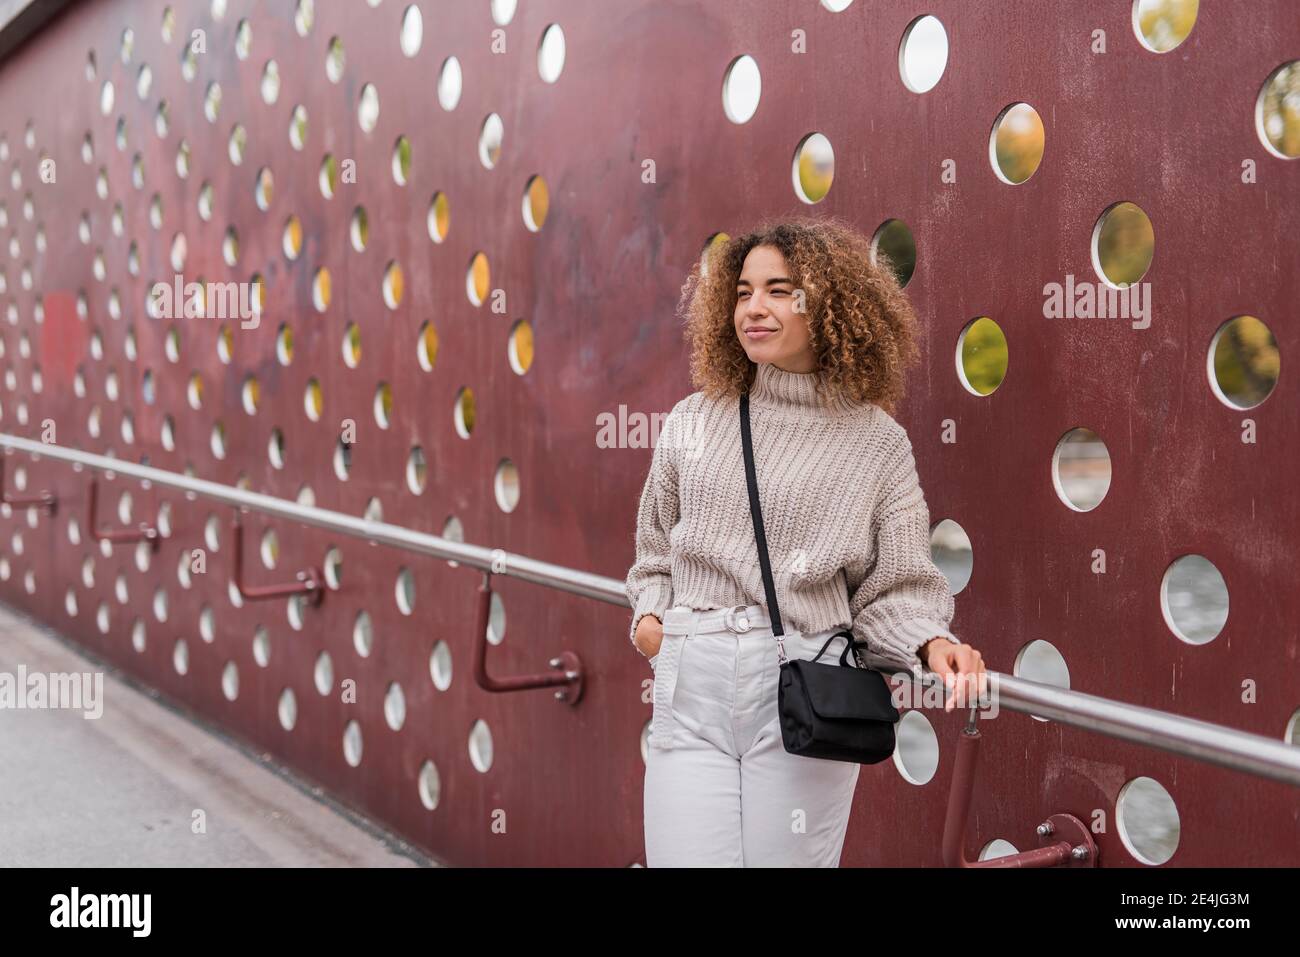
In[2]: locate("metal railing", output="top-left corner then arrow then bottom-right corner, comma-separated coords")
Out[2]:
2,432 -> 1299,795
0,434 -> 623,604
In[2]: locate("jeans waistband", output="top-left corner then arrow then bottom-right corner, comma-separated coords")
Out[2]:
662,604 -> 773,636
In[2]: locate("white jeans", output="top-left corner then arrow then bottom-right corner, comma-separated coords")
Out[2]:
644,604 -> 862,867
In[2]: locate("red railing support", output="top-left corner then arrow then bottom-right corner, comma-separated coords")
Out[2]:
472,571 -> 584,705
87,477 -> 157,546
940,707 -> 1097,868
230,510 -> 323,603
0,454 -> 56,513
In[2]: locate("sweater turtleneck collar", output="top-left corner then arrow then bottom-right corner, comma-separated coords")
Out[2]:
746,361 -> 867,417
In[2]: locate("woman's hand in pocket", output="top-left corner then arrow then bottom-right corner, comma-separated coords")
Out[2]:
634,614 -> 664,659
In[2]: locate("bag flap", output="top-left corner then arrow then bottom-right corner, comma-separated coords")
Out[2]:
786,661 -> 901,723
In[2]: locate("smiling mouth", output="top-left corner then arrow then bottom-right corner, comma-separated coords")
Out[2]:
744,327 -> 777,338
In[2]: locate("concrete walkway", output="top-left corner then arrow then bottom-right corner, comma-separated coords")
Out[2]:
0,602 -> 427,867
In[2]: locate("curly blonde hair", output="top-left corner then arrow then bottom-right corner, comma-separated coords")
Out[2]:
679,215 -> 922,416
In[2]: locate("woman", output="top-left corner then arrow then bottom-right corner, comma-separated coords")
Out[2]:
625,216 -> 987,867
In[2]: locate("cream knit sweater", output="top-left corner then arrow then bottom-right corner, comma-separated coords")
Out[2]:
625,361 -> 961,673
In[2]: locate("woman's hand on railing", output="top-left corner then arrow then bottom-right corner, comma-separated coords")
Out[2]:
633,614 -> 664,659
920,639 -> 987,712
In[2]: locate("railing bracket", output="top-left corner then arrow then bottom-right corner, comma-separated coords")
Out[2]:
941,701 -> 1098,868
87,477 -> 157,547
230,510 -> 323,604
473,572 -> 584,706
0,454 -> 56,513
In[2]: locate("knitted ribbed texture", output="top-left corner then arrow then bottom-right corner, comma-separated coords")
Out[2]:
625,361 -> 960,674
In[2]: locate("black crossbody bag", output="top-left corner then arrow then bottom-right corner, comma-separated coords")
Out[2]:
740,392 -> 901,764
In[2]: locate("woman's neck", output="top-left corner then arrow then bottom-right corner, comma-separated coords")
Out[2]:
746,361 -> 868,416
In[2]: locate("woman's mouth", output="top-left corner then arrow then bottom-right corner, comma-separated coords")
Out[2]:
744,327 -> 777,340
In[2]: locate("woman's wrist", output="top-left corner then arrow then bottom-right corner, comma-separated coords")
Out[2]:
918,634 -> 961,667
632,612 -> 662,655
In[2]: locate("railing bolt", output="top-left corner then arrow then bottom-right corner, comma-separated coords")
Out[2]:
548,657 -> 562,668
1037,821 -> 1055,836
1071,845 -> 1089,861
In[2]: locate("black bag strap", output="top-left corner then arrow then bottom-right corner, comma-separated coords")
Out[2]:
739,392 -> 784,636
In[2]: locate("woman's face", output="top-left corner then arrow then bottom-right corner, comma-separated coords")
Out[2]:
734,244 -> 815,373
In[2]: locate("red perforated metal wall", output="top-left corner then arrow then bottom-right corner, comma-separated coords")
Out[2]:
0,0 -> 1296,866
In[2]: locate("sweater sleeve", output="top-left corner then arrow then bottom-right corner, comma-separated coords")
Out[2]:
849,433 -> 961,675
624,406 -> 681,647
